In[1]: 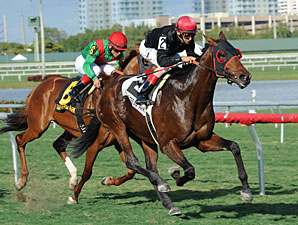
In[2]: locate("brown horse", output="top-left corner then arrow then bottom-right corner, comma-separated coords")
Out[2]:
0,49 -> 140,191
69,32 -> 253,216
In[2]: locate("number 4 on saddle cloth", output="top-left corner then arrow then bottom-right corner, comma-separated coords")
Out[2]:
55,77 -> 96,133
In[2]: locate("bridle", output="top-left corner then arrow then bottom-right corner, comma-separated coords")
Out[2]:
193,40 -> 242,84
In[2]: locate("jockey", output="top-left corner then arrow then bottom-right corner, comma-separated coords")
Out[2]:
68,31 -> 128,101
135,16 -> 201,105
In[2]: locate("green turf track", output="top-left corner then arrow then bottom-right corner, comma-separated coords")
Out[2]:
0,108 -> 298,224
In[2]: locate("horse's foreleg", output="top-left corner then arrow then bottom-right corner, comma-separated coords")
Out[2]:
101,146 -> 135,186
198,133 -> 253,202
142,141 -> 182,216
53,131 -> 77,190
161,140 -> 195,187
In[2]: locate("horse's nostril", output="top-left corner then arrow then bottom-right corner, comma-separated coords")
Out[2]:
240,74 -> 251,81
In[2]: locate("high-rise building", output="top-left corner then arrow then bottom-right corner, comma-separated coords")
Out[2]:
229,0 -> 278,16
192,0 -> 228,14
192,0 -> 279,16
78,0 -> 164,32
278,0 -> 298,15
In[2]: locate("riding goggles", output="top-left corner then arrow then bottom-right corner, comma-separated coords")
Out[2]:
182,33 -> 196,38
112,47 -> 124,53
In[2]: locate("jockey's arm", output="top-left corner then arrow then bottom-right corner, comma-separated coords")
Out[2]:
156,49 -> 181,67
83,52 -> 99,81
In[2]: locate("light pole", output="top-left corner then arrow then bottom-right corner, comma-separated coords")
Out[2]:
201,0 -> 206,46
30,0 -> 46,79
28,16 -> 40,61
39,0 -> 46,79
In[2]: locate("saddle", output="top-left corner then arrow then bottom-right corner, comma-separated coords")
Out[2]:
55,77 -> 95,133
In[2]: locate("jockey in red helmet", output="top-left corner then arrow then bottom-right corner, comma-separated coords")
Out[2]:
65,31 -> 128,103
136,16 -> 201,105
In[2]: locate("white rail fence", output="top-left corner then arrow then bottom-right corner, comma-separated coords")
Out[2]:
0,61 -> 78,81
1,53 -> 298,81
242,53 -> 298,70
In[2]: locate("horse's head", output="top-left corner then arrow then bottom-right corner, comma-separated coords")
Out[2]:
204,32 -> 251,89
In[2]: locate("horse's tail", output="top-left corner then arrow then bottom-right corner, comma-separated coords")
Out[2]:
69,116 -> 101,158
0,111 -> 28,135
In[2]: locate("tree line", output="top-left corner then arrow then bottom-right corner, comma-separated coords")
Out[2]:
1,22 -> 298,55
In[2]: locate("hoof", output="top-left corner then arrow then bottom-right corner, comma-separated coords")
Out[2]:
167,166 -> 180,178
68,178 -> 78,190
17,179 -> 26,191
158,182 -> 171,192
101,176 -> 113,185
15,181 -> 23,191
67,196 -> 78,205
169,207 -> 182,216
240,189 -> 253,202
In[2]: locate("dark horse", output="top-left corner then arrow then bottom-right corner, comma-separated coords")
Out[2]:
69,32 -> 253,215
0,49 -> 140,190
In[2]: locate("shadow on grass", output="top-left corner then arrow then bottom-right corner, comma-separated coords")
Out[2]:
91,186 -> 246,204
88,182 -> 298,219
0,189 -> 10,198
184,202 -> 298,220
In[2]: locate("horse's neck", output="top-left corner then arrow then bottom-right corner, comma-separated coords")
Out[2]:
187,49 -> 217,110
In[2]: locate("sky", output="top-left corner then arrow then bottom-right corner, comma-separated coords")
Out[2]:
0,0 -> 192,44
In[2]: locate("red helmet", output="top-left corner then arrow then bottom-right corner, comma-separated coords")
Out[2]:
108,32 -> 128,50
175,16 -> 198,33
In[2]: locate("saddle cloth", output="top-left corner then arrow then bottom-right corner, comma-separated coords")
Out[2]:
55,77 -> 94,115
55,77 -> 95,133
122,73 -> 171,116
122,73 -> 172,144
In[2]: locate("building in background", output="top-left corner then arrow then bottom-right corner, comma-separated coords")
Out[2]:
192,0 -> 228,14
78,0 -> 164,32
228,0 -> 278,16
278,0 -> 298,15
192,0 -> 279,16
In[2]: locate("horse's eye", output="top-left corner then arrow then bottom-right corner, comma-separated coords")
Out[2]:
218,51 -> 226,59
216,50 -> 226,63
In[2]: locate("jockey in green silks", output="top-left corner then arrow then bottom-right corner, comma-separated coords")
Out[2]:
68,31 -> 128,102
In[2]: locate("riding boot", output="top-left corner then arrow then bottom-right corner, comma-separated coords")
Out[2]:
68,80 -> 86,102
135,80 -> 155,105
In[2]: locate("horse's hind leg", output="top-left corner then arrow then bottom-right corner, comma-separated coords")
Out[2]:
198,133 -> 253,202
108,123 -> 170,192
101,142 -> 135,186
53,131 -> 77,190
142,141 -> 182,216
15,123 -> 50,190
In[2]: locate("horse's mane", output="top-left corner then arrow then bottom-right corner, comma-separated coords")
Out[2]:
199,42 -> 210,59
119,50 -> 139,71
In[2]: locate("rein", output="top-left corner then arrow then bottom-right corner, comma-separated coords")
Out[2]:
192,60 -> 233,83
135,61 -> 186,78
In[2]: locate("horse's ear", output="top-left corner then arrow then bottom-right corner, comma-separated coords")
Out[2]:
204,35 -> 218,46
219,31 -> 227,41
133,42 -> 140,54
